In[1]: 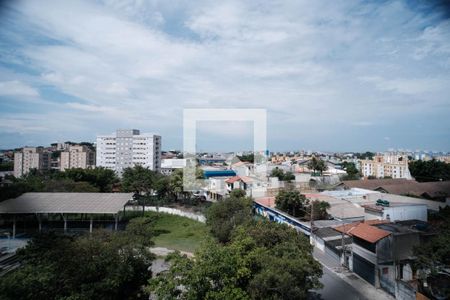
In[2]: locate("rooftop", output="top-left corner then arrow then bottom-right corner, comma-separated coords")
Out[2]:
362,202 -> 427,212
314,227 -> 342,239
340,179 -> 450,199
346,223 -> 391,243
0,193 -> 133,214
334,219 -> 391,243
226,175 -> 253,184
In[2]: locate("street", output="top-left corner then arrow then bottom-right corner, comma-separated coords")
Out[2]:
310,266 -> 368,300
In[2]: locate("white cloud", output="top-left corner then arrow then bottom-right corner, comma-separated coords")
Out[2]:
359,76 -> 449,95
0,0 -> 449,150
0,80 -> 39,97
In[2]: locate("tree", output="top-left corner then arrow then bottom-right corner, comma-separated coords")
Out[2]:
355,152 -> 375,160
154,174 -> 173,202
275,189 -> 309,218
0,217 -> 155,300
309,200 -> 330,220
414,206 -> 450,273
342,162 -> 360,180
409,159 -> 450,182
122,165 -> 158,196
413,206 -> 450,298
270,168 -> 295,181
0,161 -> 13,171
64,167 -> 118,192
271,167 -> 285,180
149,220 -> 322,300
196,167 -> 204,179
206,190 -> 253,243
237,154 -> 254,163
307,157 -> 327,176
42,179 -> 99,192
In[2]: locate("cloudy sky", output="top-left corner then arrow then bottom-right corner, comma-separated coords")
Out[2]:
0,0 -> 449,152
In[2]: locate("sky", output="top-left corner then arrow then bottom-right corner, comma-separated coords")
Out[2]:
0,0 -> 449,152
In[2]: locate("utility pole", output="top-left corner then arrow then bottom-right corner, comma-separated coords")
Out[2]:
338,214 -> 347,269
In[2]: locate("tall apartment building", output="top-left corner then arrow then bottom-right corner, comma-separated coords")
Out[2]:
60,145 -> 95,171
14,147 -> 51,177
96,129 -> 161,176
360,153 -> 412,179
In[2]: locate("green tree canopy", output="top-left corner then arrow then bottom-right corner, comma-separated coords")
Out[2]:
237,154 -> 254,163
64,167 -> 118,192
206,190 -> 253,243
122,165 -> 158,196
309,200 -> 330,220
0,217 -> 156,300
341,161 -> 360,180
355,152 -> 375,160
149,220 -> 322,300
409,159 -> 450,182
307,157 -> 327,176
414,206 -> 450,273
275,189 -> 309,218
270,168 -> 295,181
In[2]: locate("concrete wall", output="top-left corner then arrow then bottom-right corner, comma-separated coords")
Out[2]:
384,205 -> 427,222
126,206 -> 206,223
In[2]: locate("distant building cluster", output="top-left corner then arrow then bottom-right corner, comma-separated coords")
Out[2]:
14,147 -> 51,178
360,152 -> 412,180
11,128 -> 161,177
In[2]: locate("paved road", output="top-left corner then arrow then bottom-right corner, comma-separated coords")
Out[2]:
311,247 -> 393,300
310,266 -> 368,300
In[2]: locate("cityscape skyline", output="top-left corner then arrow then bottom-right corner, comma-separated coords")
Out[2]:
1,0 -> 450,151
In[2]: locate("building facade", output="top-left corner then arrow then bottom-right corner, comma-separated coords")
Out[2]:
161,158 -> 186,176
14,147 -> 51,177
96,129 -> 161,176
360,153 -> 412,179
60,145 -> 95,171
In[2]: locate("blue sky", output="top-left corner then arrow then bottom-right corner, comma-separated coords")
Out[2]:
0,0 -> 449,152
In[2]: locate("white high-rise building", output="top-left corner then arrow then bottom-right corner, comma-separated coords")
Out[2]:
96,129 -> 161,176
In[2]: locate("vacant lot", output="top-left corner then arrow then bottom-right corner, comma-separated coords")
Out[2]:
147,211 -> 209,253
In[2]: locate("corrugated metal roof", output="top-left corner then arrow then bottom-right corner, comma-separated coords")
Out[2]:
0,193 -> 133,214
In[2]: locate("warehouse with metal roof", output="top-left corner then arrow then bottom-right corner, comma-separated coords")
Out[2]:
0,193 -> 133,237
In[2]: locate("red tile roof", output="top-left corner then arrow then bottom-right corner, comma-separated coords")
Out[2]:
225,175 -> 253,184
350,223 -> 391,243
335,220 -> 391,243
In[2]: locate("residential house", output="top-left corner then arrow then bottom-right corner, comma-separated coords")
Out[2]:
335,220 -> 432,299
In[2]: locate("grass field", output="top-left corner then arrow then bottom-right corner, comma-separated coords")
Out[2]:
147,211 -> 210,253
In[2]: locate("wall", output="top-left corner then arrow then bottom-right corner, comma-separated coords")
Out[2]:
126,206 -> 206,223
384,205 -> 427,222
